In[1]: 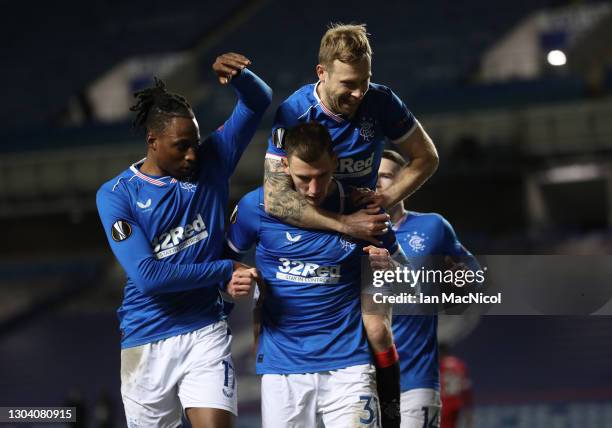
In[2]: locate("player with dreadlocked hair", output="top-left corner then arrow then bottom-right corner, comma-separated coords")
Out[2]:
128,76 -> 202,181
131,76 -> 193,132
96,52 -> 271,428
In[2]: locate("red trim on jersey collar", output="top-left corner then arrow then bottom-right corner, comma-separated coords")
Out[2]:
313,82 -> 344,123
130,159 -> 175,187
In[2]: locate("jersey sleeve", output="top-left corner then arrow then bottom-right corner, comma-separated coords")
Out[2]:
265,100 -> 301,160
211,68 -> 272,177
226,191 -> 261,259
96,185 -> 233,295
381,87 -> 417,144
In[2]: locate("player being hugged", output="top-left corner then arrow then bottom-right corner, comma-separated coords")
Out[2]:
96,53 -> 271,428
228,123 -> 403,427
262,23 -> 438,427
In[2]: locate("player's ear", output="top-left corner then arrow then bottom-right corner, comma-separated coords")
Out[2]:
146,132 -> 157,151
282,157 -> 289,174
316,64 -> 327,82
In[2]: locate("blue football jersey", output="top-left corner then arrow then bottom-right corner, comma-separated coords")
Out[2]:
392,211 -> 478,392
227,184 -> 373,374
266,82 -> 417,190
96,69 -> 272,349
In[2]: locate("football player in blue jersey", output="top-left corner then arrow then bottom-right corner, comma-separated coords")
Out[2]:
227,122 -> 399,427
96,53 -> 272,428
378,150 -> 480,428
263,23 -> 438,241
262,23 -> 438,427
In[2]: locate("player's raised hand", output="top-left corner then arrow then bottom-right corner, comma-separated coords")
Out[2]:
363,246 -> 393,271
340,208 -> 390,245
227,261 -> 258,299
212,52 -> 251,85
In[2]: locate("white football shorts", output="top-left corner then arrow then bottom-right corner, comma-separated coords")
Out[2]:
261,363 -> 380,428
120,320 -> 237,428
400,388 -> 441,428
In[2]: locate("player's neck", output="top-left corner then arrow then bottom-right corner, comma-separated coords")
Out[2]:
389,203 -> 407,225
316,83 -> 352,119
316,84 -> 332,112
140,157 -> 166,177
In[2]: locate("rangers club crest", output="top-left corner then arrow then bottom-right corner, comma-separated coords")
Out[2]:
359,117 -> 375,141
407,231 -> 428,253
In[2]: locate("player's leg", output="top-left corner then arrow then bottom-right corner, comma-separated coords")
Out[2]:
177,321 -> 238,428
185,408 -> 234,428
362,302 -> 401,428
400,388 -> 441,428
362,312 -> 393,351
120,341 -> 184,428
318,363 -> 379,427
362,244 -> 408,427
261,372 -> 317,428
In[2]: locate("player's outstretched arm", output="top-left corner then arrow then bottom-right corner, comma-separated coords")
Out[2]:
212,53 -> 273,176
263,157 -> 389,244
382,121 -> 439,209
213,52 -> 272,112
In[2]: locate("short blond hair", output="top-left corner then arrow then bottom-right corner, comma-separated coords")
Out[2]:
318,23 -> 372,68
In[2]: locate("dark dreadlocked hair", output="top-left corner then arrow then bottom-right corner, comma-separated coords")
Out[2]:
129,77 -> 194,132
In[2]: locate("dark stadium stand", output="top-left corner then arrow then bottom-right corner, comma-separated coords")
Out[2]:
209,0 -> 576,106
0,257 -> 105,335
0,0 -> 595,135
0,0 -> 244,130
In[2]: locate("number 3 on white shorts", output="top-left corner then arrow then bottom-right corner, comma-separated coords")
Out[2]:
359,395 -> 380,426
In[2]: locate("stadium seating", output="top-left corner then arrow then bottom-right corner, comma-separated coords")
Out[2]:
0,0 -> 243,130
